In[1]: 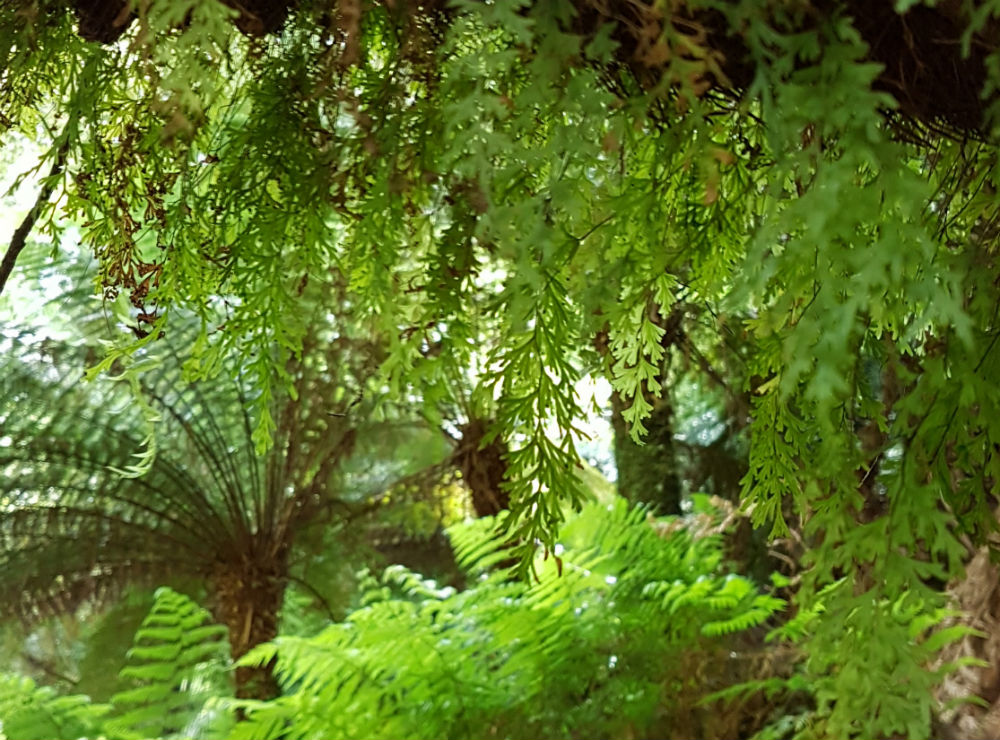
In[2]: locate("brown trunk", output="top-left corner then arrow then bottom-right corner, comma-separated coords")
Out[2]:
454,419 -> 509,517
932,546 -> 1000,740
210,551 -> 289,701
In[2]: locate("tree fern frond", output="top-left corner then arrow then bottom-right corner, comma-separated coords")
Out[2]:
446,515 -> 513,575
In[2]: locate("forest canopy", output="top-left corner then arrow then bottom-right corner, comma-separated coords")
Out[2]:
3,0 -> 1000,738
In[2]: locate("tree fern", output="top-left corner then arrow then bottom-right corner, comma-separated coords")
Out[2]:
0,302 -> 448,698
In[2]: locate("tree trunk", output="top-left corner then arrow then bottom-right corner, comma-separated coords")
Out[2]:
454,418 -> 510,517
210,551 -> 289,701
610,391 -> 682,515
932,545 -> 1000,739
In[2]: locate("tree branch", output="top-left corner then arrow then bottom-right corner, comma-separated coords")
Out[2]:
286,573 -> 338,622
20,651 -> 80,687
0,141 -> 68,298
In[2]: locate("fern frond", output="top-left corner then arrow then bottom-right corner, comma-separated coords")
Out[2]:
0,674 -> 107,740
107,587 -> 230,740
225,499 -> 784,740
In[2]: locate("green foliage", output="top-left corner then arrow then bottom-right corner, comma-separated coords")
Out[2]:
3,0 -> 1000,735
0,589 -> 154,703
0,504 -> 779,740
75,590 -> 158,702
107,587 -> 231,740
0,675 -> 106,740
0,589 -> 233,740
229,499 -> 782,740
0,298 -> 443,698
713,594 -> 985,740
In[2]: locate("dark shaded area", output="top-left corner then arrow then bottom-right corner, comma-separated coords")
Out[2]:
225,0 -> 295,36
41,0 -> 1000,139
40,0 -> 1000,141
611,392 -> 682,516
70,0 -> 131,43
847,0 -> 990,136
574,0 -> 997,139
372,528 -> 464,589
69,0 -> 294,42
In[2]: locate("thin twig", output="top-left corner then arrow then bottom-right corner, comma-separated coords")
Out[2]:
0,138 -> 68,297
287,574 -> 338,622
20,652 -> 79,687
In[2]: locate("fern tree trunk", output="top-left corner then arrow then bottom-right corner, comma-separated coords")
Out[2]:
454,419 -> 510,517
610,391 -> 682,516
932,545 -> 1000,739
209,546 -> 290,701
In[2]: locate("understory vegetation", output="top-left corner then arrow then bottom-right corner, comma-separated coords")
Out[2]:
0,501 -> 786,740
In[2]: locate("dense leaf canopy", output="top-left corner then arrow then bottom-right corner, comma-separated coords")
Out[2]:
4,1 -> 1000,737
